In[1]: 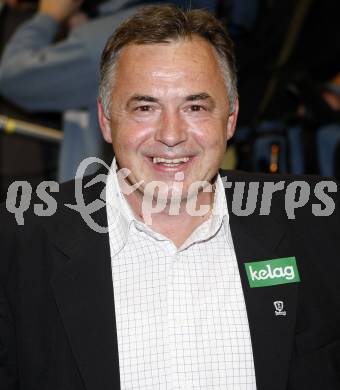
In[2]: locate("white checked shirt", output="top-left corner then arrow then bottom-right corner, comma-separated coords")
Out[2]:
106,159 -> 257,389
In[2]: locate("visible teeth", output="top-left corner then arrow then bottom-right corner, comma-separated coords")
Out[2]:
153,157 -> 190,164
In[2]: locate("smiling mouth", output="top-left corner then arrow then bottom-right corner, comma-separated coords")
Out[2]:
151,156 -> 191,167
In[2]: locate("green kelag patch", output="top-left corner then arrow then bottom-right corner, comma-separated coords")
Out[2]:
244,257 -> 300,288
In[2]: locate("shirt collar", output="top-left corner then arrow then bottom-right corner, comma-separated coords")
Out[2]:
178,174 -> 229,251
106,158 -> 135,255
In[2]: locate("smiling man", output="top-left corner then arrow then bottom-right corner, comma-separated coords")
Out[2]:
96,8 -> 258,389
1,5 -> 340,390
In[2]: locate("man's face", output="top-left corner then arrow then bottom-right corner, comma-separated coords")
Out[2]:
99,36 -> 238,203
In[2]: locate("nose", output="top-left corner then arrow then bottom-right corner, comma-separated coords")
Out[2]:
154,109 -> 188,147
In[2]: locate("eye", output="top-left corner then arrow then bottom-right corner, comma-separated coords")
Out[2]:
135,105 -> 153,112
187,105 -> 206,112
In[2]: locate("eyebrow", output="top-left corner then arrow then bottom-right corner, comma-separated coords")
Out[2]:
126,95 -> 160,107
185,93 -> 213,102
126,92 -> 214,107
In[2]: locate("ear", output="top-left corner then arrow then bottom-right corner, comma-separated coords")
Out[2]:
226,97 -> 239,141
97,98 -> 112,144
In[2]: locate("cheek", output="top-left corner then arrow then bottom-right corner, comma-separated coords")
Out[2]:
112,120 -> 155,151
190,122 -> 227,149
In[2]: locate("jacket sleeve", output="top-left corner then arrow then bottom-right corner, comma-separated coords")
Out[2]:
0,13 -> 99,111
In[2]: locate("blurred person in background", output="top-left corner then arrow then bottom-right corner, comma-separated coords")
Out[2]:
0,0 -> 147,182
0,0 -> 61,200
231,0 -> 340,176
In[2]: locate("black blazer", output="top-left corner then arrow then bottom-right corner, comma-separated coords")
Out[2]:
0,170 -> 340,390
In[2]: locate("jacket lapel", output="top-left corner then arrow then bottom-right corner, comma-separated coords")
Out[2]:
226,179 -> 298,390
50,175 -> 121,390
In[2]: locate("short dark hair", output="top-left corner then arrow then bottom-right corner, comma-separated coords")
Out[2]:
99,5 -> 238,116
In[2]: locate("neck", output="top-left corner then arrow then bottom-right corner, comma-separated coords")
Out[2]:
124,185 -> 215,248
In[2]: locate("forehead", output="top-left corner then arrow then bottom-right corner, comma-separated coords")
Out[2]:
114,36 -> 224,89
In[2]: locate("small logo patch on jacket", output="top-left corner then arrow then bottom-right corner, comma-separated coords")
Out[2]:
244,257 -> 300,288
